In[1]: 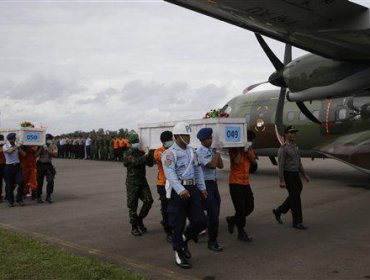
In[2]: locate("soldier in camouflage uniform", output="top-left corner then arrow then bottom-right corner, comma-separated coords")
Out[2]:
108,136 -> 115,161
90,137 -> 97,160
123,133 -> 154,236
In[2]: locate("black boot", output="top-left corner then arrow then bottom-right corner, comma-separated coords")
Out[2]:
237,229 -> 252,242
46,195 -> 53,204
226,216 -> 235,234
131,226 -> 142,237
175,249 -> 191,269
273,209 -> 283,224
137,218 -> 147,233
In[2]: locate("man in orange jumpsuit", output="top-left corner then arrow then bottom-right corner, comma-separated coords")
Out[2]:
0,135 -> 6,202
226,144 -> 257,242
154,131 -> 174,242
113,137 -> 120,161
20,146 -> 38,199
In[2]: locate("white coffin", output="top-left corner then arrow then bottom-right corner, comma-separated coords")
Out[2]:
0,128 -> 47,146
138,118 -> 248,150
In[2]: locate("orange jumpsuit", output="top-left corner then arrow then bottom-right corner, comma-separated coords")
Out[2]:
20,146 -> 38,195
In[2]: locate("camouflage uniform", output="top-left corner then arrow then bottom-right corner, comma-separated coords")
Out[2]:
123,147 -> 154,230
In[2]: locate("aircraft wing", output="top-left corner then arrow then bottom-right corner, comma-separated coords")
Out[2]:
164,0 -> 370,61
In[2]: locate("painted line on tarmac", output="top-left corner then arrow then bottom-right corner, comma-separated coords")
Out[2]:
0,223 -> 197,280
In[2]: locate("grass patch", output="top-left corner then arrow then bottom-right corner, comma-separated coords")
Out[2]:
0,229 -> 146,280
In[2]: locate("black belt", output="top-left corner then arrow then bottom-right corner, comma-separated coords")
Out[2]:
181,179 -> 195,186
6,163 -> 20,166
205,180 -> 216,183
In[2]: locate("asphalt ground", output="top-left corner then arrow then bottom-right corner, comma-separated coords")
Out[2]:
0,157 -> 369,280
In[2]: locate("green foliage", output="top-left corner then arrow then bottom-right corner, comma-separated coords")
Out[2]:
0,229 -> 146,280
20,121 -> 35,128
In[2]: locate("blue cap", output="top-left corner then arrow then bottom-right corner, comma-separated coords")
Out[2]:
197,128 -> 213,141
7,133 -> 16,140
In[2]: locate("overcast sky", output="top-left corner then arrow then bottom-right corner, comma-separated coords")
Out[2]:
0,0 -> 368,135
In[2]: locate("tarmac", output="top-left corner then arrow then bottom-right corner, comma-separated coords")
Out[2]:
0,157 -> 369,280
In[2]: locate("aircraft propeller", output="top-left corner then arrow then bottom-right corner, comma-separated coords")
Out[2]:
244,34 -> 322,136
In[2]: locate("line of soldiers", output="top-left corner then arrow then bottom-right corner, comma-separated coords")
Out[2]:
121,122 -> 310,269
55,136 -> 130,161
0,133 -> 58,207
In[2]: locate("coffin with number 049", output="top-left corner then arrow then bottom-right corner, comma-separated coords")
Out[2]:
0,128 -> 47,146
138,118 -> 249,150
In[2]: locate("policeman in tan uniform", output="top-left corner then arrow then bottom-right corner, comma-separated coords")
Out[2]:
273,126 -> 310,230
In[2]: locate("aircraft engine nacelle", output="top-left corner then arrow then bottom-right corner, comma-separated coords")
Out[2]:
283,54 -> 370,102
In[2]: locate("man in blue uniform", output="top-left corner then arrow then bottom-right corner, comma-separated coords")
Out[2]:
196,128 -> 224,252
162,122 -> 207,269
3,133 -> 26,207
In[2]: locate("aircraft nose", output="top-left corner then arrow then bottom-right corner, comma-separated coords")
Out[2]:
269,70 -> 287,88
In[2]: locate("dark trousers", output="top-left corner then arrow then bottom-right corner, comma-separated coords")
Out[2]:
37,162 -> 55,198
59,146 -> 65,158
276,171 -> 303,225
85,146 -> 91,159
157,185 -> 171,234
5,164 -> 25,204
167,186 -> 207,251
126,183 -> 154,226
203,180 -> 221,242
0,163 -> 5,198
229,184 -> 254,231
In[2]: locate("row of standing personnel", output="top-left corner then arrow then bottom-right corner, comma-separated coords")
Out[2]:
122,123 -> 310,269
56,136 -> 130,161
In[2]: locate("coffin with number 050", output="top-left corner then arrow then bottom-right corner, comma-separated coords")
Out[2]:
0,128 -> 47,146
138,118 -> 248,150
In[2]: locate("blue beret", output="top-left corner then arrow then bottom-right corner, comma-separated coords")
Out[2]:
7,133 -> 16,140
197,128 -> 213,141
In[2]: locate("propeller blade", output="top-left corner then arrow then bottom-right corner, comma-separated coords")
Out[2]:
296,101 -> 322,125
284,44 -> 292,64
275,87 -> 287,136
243,81 -> 268,94
255,33 -> 284,71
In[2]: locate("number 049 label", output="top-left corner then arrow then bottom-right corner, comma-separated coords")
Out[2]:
225,126 -> 241,142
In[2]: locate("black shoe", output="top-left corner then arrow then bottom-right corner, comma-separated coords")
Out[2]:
37,198 -> 44,204
238,231 -> 253,242
175,250 -> 191,269
273,209 -> 283,224
137,219 -> 147,233
166,235 -> 172,243
131,227 -> 142,236
8,203 -> 15,207
226,216 -> 234,234
293,223 -> 307,230
17,200 -> 25,207
46,197 -> 53,204
208,241 -> 223,252
183,241 -> 192,259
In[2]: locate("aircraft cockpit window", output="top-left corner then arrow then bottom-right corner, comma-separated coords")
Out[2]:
337,108 -> 347,120
299,112 -> 307,121
287,111 -> 295,123
312,110 -> 320,121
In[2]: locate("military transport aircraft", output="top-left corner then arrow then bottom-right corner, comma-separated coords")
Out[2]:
164,0 -> 370,174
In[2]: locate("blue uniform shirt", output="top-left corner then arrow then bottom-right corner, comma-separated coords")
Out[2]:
2,142 -> 20,164
162,142 -> 206,195
196,144 -> 216,181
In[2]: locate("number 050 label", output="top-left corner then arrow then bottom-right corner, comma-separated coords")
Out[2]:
225,126 -> 241,142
